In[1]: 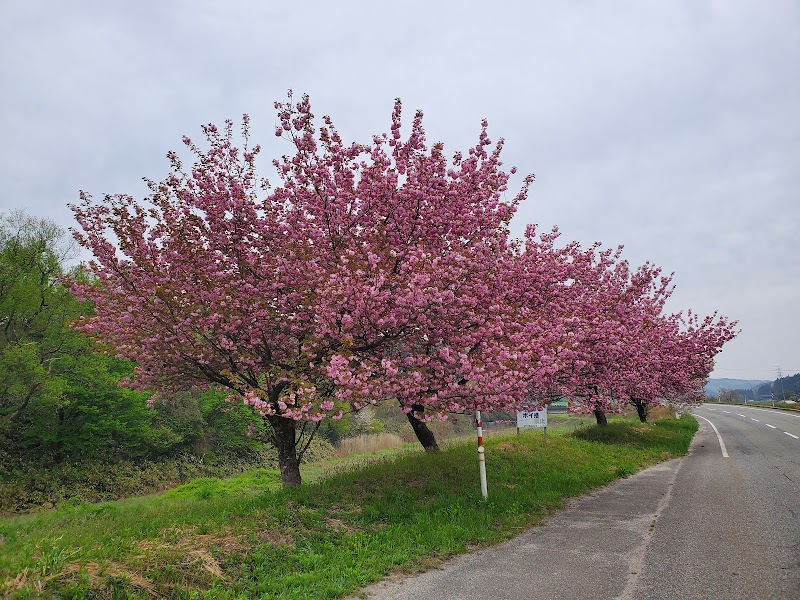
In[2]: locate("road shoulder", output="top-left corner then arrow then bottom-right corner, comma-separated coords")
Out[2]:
350,430 -> 705,600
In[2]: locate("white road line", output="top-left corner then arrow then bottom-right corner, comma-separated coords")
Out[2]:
750,418 -> 760,422
766,424 -> 777,429
722,410 -> 731,414
694,414 -> 729,458
785,432 -> 799,439
727,406 -> 800,420
737,414 -> 747,418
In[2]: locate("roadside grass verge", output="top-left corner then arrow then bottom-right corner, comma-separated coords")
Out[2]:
574,417 -> 697,456
0,415 -> 697,599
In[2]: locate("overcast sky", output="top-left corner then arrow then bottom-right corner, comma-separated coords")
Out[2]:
1,0 -> 798,382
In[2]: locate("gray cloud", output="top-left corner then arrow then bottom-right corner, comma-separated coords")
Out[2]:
1,0 -> 798,379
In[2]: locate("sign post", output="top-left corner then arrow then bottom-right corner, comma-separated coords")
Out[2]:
475,410 -> 488,500
517,408 -> 548,442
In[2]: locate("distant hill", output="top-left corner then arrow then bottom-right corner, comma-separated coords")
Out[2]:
705,378 -> 770,396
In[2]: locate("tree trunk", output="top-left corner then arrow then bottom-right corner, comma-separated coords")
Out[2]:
266,414 -> 302,487
632,398 -> 647,423
404,402 -> 440,452
593,408 -> 608,426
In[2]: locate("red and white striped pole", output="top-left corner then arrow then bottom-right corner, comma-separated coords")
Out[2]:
475,409 -> 488,500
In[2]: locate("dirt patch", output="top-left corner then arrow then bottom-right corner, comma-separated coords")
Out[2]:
183,549 -> 225,581
495,442 -> 518,451
258,529 -> 294,547
328,503 -> 364,515
185,533 -> 248,554
141,526 -> 249,555
129,526 -> 252,587
324,518 -> 360,535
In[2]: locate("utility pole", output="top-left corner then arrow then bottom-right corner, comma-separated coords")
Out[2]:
777,367 -> 786,402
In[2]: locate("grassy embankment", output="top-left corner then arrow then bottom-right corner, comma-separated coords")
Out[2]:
0,415 -> 697,599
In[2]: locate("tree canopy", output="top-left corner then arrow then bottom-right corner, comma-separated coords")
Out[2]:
70,93 -> 737,486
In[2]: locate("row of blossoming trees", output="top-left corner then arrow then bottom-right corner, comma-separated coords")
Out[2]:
70,94 -> 737,487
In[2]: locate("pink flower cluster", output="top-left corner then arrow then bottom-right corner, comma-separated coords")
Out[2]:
69,93 -> 737,429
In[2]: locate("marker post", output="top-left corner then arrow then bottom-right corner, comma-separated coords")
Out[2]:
475,410 -> 488,500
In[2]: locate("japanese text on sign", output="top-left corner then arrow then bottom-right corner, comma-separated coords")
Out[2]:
517,408 -> 548,428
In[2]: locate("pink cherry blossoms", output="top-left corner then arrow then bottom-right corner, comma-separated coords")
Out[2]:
70,92 -> 736,485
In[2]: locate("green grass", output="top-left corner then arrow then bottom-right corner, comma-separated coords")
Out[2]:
574,418 -> 698,455
0,415 -> 697,599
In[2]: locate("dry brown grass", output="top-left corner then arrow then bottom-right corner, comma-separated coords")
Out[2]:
3,561 -> 160,597
334,433 -> 405,458
647,406 -> 676,421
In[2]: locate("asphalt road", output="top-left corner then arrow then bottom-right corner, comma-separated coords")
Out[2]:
352,405 -> 800,600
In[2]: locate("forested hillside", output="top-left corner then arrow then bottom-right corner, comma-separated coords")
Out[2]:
751,373 -> 800,401
706,375 -> 800,401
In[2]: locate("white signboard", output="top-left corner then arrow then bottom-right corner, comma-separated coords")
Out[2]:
517,408 -> 547,429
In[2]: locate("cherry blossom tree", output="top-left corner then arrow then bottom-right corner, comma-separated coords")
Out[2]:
70,91 -> 737,489
524,239 -> 632,424
576,260 -> 678,422
275,95 -> 535,451
70,93 -> 532,484
493,226 -> 595,411
509,234 -> 737,424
